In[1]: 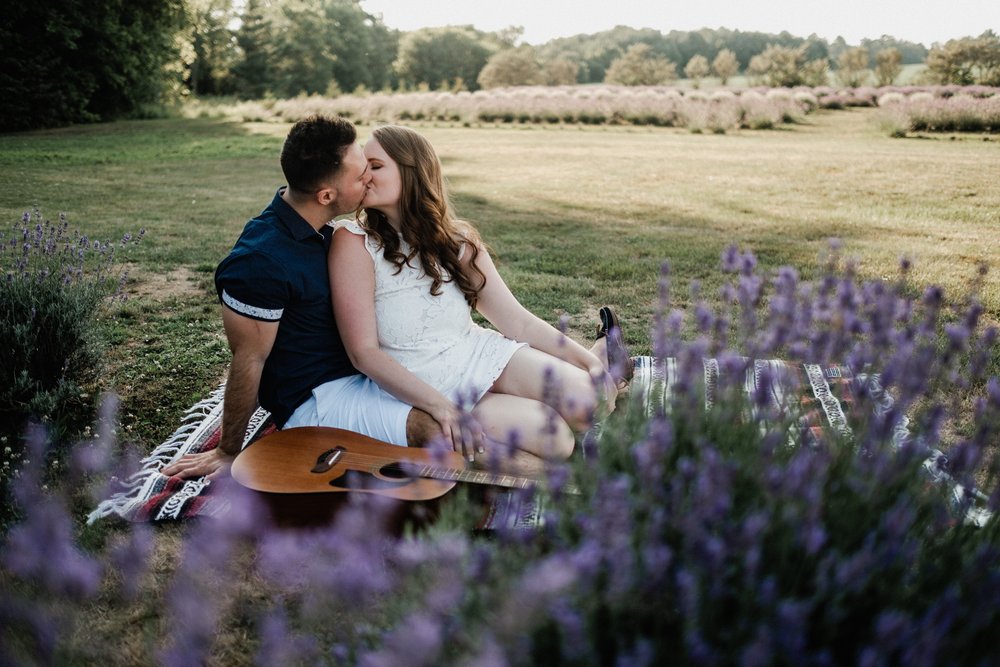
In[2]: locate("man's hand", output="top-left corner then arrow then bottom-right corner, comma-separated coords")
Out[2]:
161,448 -> 235,480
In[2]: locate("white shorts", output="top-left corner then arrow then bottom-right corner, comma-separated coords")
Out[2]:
283,375 -> 410,446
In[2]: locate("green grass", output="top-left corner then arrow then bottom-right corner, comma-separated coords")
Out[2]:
1,107 -> 998,449
1,104 -> 998,665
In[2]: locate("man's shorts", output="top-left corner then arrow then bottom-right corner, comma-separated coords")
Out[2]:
283,375 -> 410,446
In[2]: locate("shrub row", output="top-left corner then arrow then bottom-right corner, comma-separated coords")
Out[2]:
184,84 -> 999,133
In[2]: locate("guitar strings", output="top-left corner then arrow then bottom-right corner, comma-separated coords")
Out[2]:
332,452 -> 521,484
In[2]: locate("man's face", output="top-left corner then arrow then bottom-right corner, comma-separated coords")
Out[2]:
328,142 -> 371,215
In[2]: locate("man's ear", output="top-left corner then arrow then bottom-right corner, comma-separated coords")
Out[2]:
315,186 -> 337,206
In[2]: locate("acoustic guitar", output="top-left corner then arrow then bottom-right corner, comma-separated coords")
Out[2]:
231,426 -> 545,502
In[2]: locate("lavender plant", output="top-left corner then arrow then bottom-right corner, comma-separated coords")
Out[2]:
877,92 -> 1000,134
1,245 -> 998,665
336,246 -> 999,665
183,84 -> 999,135
1,209 -> 142,524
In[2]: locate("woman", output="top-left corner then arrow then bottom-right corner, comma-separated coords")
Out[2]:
329,125 -> 628,475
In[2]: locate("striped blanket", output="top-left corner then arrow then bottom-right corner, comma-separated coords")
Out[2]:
88,357 -> 990,527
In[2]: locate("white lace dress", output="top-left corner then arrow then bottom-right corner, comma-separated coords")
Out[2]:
334,220 -> 525,404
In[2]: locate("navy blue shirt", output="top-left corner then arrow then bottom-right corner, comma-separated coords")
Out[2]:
215,188 -> 357,426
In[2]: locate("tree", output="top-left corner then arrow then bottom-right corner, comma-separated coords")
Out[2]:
747,44 -> 810,87
180,0 -> 239,96
536,26 -> 670,83
0,0 -> 184,130
477,47 -> 544,88
684,54 -> 710,88
802,59 -> 830,87
604,43 -> 677,86
259,0 -> 395,97
267,0 -> 340,96
394,26 -> 495,90
874,48 -> 903,86
836,47 -> 871,86
229,0 -> 275,98
322,0 -> 396,93
493,25 -> 525,49
712,48 -> 739,85
861,35 -> 928,65
923,31 -> 1000,86
543,58 -> 580,85
746,54 -> 769,86
828,36 -> 850,64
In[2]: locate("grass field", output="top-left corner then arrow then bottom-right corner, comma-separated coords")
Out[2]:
2,103 -> 998,664
1,106 -> 997,447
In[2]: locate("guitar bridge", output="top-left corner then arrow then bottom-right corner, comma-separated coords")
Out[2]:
311,447 -> 344,473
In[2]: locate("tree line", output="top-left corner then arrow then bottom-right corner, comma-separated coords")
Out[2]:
3,0 -> 999,131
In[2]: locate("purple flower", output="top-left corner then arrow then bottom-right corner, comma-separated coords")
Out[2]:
255,609 -> 319,665
360,612 -> 443,667
108,524 -> 154,600
159,576 -> 218,667
721,244 -> 740,272
2,497 -> 103,598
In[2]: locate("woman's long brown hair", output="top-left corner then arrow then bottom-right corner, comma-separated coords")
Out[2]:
360,125 -> 487,307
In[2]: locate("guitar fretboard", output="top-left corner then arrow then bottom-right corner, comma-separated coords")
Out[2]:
417,465 -> 535,489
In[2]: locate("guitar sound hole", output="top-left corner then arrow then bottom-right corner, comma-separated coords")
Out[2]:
378,462 -> 410,479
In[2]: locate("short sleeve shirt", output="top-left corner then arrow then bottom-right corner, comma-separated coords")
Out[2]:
215,188 -> 357,426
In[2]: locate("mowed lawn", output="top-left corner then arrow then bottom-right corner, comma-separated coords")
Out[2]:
1,107 -> 997,445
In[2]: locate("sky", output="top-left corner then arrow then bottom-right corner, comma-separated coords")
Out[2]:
358,0 -> 999,47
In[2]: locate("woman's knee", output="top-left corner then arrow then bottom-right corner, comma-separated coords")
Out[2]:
519,406 -> 575,461
557,370 -> 599,431
544,415 -> 576,461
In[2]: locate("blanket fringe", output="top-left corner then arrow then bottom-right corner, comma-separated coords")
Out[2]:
86,384 -> 228,524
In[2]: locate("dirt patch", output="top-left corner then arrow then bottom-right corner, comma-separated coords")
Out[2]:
126,265 -> 203,302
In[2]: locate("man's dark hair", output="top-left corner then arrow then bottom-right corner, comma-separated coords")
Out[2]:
280,115 -> 357,194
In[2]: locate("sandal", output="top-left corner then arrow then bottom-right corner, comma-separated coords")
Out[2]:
596,306 -> 633,384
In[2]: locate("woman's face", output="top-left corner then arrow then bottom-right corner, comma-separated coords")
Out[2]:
362,138 -> 401,216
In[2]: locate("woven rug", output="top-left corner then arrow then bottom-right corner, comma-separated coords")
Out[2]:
87,385 -> 276,523
88,357 -> 991,527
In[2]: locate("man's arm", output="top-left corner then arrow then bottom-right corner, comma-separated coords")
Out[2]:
161,307 -> 278,480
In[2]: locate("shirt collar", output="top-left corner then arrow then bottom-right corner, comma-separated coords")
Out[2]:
271,187 -> 326,241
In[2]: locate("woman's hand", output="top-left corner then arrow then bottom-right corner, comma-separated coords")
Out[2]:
425,396 -> 483,463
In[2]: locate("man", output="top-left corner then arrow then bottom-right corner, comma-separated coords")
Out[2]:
163,116 -> 442,480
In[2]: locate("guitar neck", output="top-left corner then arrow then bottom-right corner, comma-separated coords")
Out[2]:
416,464 -> 536,489
415,464 -> 580,494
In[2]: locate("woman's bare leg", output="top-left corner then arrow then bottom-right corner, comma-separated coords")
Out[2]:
490,347 -> 602,432
471,392 -> 574,477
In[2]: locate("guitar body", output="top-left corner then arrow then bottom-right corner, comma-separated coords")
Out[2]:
231,426 -> 465,502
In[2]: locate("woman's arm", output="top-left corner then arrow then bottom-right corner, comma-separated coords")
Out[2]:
329,228 -> 467,451
468,242 -> 605,378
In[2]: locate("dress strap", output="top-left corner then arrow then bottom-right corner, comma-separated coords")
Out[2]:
331,218 -> 365,236
330,218 -> 378,261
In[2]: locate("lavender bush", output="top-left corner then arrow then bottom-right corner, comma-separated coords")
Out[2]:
185,85 -> 813,133
1,210 -> 142,525
2,245 -> 998,665
185,84 -> 1000,137
877,92 -> 1000,134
